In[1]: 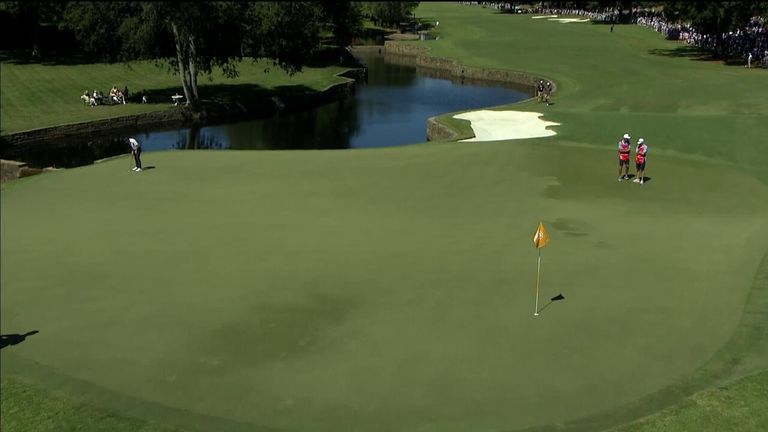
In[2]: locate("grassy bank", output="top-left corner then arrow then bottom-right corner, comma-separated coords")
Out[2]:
0,55 -> 350,135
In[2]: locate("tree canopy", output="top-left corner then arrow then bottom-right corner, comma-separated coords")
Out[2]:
364,2 -> 420,28
58,1 -> 360,109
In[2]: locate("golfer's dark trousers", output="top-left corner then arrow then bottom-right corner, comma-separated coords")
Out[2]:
134,148 -> 142,169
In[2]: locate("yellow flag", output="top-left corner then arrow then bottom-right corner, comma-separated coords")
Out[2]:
533,222 -> 549,249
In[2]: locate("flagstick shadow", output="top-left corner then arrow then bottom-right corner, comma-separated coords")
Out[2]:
536,294 -> 565,315
0,330 -> 39,349
537,300 -> 554,314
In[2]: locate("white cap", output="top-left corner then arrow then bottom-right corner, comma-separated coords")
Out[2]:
638,138 -> 644,144
623,133 -> 630,139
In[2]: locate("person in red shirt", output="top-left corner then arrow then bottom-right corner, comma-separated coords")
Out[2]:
617,133 -> 632,181
633,138 -> 648,185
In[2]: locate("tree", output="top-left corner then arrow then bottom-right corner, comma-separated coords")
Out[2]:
0,1 -> 67,54
319,0 -> 364,47
365,2 -> 419,28
61,1 -> 324,110
241,2 -> 323,75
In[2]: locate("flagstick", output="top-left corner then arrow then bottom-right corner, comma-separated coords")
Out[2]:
534,248 -> 541,316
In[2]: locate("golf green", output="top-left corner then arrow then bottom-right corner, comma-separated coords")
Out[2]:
2,3 -> 768,431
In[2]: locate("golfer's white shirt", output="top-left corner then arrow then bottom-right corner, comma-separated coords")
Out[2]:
128,138 -> 140,150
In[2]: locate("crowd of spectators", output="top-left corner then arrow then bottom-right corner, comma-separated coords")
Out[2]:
634,9 -> 767,66
533,6 -> 618,22
79,86 -> 152,107
461,2 -> 768,67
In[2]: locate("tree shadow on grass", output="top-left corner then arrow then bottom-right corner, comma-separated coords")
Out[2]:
0,331 -> 39,350
132,83 -> 311,107
648,46 -> 747,67
0,50 -> 108,66
649,46 -> 711,59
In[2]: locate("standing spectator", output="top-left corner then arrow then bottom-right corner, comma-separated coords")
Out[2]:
617,133 -> 632,181
128,137 -> 142,172
537,80 -> 545,102
746,52 -> 753,68
544,81 -> 553,104
633,138 -> 648,185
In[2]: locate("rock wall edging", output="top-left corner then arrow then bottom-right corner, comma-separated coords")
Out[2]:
383,41 -> 553,142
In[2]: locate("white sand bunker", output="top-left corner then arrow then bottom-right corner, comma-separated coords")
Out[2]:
532,15 -> 558,19
548,18 -> 590,23
454,110 -> 560,142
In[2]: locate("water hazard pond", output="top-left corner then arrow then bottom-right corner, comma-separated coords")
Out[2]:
15,50 -> 532,168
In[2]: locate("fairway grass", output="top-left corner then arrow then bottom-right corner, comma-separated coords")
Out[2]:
2,3 -> 768,431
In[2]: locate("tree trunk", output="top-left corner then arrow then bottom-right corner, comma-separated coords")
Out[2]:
170,21 -> 196,108
187,34 -> 200,104
714,16 -> 722,58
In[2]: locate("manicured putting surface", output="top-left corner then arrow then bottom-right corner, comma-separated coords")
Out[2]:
2,142 -> 767,431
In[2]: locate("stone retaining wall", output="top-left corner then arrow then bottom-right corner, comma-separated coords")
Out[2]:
383,41 -> 552,142
383,41 -> 549,89
0,159 -> 56,182
426,118 -> 459,141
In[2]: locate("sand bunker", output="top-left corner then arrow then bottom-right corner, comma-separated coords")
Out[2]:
532,15 -> 558,19
548,18 -> 590,23
454,110 -> 560,142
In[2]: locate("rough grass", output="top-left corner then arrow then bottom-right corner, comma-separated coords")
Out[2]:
611,370 -> 768,432
4,369 -> 766,432
0,377 -> 182,432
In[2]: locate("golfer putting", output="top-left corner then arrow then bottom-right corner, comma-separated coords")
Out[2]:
128,137 -> 142,172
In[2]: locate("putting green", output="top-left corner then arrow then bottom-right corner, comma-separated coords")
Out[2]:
3,3 -> 768,431
2,141 -> 767,431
